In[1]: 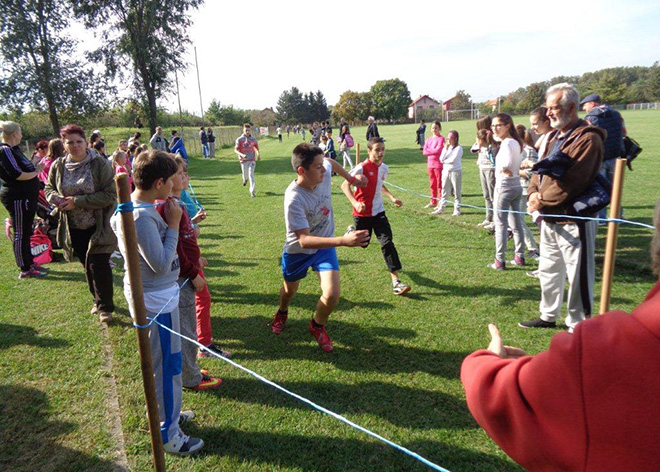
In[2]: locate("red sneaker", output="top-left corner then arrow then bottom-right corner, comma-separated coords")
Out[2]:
271,310 -> 288,334
308,321 -> 334,352
185,374 -> 222,392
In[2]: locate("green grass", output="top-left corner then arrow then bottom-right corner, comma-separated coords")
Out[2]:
1,110 -> 658,471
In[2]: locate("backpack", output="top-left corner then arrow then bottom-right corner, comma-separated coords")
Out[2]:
344,134 -> 354,148
623,136 -> 642,170
30,224 -> 53,265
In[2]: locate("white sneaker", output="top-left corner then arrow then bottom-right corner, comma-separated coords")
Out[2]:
452,209 -> 461,217
250,192 -> 256,198
424,203 -> 435,209
430,206 -> 444,215
477,219 -> 490,227
163,432 -> 204,456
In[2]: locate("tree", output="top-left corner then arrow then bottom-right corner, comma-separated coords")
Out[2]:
0,0 -> 110,135
206,99 -> 250,126
515,82 -> 547,115
333,91 -> 372,123
448,90 -> 473,120
276,87 -> 306,123
369,78 -> 411,122
76,0 -> 203,135
646,62 -> 660,101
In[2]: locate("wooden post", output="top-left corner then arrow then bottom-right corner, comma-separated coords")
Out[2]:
114,174 -> 167,471
356,142 -> 360,165
599,158 -> 627,314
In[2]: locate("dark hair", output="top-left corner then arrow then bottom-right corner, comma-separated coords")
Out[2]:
367,137 -> 385,150
128,143 -> 138,154
132,150 -> 178,190
133,132 -> 142,140
494,113 -> 523,152
292,143 -> 323,171
171,130 -> 178,136
420,119 -> 425,123
476,116 -> 492,131
515,124 -> 536,147
448,130 -> 459,143
60,124 -> 86,141
433,120 -> 442,130
47,139 -> 65,159
89,132 -> 100,146
530,106 -> 550,122
476,129 -> 489,146
93,140 -> 106,152
326,128 -> 332,135
36,140 -> 49,150
243,123 -> 251,128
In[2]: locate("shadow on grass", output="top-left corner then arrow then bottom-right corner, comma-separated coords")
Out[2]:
188,427 -> 521,472
0,385 -> 119,471
213,316 -> 464,378
0,323 -> 69,350
219,378 -> 476,430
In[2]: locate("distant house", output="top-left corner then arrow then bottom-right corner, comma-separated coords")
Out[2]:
408,95 -> 441,121
258,107 -> 277,126
486,99 -> 499,112
443,96 -> 456,112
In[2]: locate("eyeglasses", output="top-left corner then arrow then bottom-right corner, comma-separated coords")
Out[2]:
491,124 -> 506,129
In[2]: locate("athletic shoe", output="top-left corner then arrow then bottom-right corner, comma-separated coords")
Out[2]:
452,209 -> 461,217
526,269 -> 540,278
424,203 -> 436,209
477,219 -> 491,227
185,374 -> 222,391
178,410 -> 194,427
198,343 -> 232,359
430,206 -> 444,215
242,179 -> 247,186
518,317 -> 556,329
308,321 -> 334,352
487,259 -> 505,271
271,310 -> 288,334
18,268 -> 47,279
32,264 -> 48,274
485,223 -> 496,234
510,255 -> 525,266
163,432 -> 204,456
392,281 -> 411,295
528,250 -> 540,260
91,304 -> 99,315
250,191 -> 256,198
99,311 -> 113,324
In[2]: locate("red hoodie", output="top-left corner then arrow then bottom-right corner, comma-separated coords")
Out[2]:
461,280 -> 660,472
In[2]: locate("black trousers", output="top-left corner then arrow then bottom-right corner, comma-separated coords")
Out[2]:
1,192 -> 37,272
354,211 -> 402,273
69,226 -> 115,313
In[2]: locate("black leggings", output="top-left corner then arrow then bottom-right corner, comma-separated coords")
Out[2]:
1,193 -> 37,272
69,226 -> 115,313
354,212 -> 402,273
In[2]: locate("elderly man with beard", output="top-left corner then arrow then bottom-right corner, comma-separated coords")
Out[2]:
518,83 -> 605,332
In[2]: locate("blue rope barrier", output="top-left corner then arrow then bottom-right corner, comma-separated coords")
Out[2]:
384,180 -> 655,230
147,313 -> 452,472
187,183 -> 204,211
114,201 -> 134,215
132,279 -> 190,329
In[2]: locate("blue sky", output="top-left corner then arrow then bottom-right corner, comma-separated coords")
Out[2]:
166,0 -> 660,112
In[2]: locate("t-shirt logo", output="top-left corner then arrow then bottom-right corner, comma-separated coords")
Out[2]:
320,206 -> 330,216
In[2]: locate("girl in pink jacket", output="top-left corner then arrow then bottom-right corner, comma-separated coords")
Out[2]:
422,120 -> 445,210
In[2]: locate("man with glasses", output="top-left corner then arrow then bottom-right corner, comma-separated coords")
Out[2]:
519,83 -> 605,332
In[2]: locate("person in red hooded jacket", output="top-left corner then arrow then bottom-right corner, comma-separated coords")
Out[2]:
461,199 -> 660,472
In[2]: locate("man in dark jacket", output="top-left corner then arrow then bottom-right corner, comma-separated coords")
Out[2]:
519,83 -> 604,332
366,116 -> 380,140
581,93 -> 626,221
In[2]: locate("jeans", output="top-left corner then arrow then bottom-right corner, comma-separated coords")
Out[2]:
494,186 -> 524,263
598,159 -> 616,221
202,142 -> 210,158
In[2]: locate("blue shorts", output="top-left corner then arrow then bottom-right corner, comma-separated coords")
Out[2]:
281,248 -> 339,282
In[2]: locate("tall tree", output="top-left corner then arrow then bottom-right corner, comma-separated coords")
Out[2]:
0,0 -> 110,135
276,87 -> 305,123
369,78 -> 411,122
332,91 -> 372,123
76,0 -> 203,135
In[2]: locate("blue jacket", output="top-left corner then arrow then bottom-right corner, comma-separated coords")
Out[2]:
585,105 -> 625,161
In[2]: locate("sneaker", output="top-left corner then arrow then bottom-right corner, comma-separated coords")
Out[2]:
452,209 -> 461,217
487,259 -> 505,271
242,179 -> 247,186
99,311 -> 113,324
163,432 -> 204,456
308,321 -> 334,352
526,269 -> 540,278
185,374 -> 222,391
430,206 -> 444,215
424,202 -> 436,209
32,264 -> 48,274
91,304 -> 99,315
528,250 -> 540,260
271,310 -> 288,334
392,281 -> 411,295
250,191 -> 256,198
198,343 -> 232,359
510,255 -> 525,266
18,268 -> 47,279
178,410 -> 194,427
477,219 -> 491,227
518,317 -> 556,329
485,223 -> 496,234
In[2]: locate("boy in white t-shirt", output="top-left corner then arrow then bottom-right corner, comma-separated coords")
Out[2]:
341,137 -> 411,295
271,143 -> 369,352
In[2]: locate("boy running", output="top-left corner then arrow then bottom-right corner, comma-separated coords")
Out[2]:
341,137 -> 411,295
271,143 -> 369,352
234,123 -> 260,198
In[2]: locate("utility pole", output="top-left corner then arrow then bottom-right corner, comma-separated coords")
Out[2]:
194,46 -> 204,122
174,68 -> 184,137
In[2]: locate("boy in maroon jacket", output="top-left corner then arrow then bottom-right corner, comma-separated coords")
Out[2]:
157,155 -> 221,391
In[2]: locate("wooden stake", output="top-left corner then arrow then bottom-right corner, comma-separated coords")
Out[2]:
599,158 -> 627,314
356,142 -> 360,165
114,174 -> 167,471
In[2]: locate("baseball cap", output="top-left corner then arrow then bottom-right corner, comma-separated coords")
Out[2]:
580,94 -> 601,105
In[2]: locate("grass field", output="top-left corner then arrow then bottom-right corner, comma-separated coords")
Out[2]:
1,110 -> 658,471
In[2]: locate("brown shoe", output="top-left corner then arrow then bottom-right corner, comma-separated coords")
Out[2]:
99,311 -> 113,323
